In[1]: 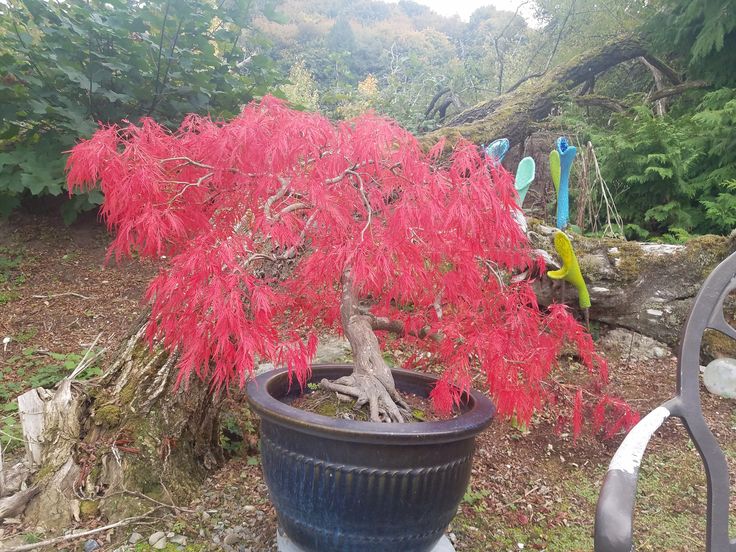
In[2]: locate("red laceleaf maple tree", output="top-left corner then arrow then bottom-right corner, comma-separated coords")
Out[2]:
67,96 -> 634,431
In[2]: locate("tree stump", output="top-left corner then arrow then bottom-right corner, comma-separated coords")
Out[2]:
14,319 -> 224,530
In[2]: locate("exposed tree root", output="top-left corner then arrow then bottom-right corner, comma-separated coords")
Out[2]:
320,374 -> 412,423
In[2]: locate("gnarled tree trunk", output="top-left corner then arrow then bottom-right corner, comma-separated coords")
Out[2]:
320,271 -> 411,423
15,318 -> 224,530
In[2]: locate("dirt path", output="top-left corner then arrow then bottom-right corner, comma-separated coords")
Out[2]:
0,213 -> 734,551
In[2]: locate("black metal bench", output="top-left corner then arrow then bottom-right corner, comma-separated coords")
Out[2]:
595,250 -> 736,551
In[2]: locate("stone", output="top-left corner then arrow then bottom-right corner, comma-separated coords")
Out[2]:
224,532 -> 242,545
83,539 -> 101,552
313,334 -> 352,363
703,358 -> 736,399
598,328 -> 671,362
148,531 -> 167,548
276,529 -> 456,551
128,532 -> 144,544
170,534 -> 188,546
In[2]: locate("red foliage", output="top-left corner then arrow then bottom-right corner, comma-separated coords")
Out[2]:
67,97 -> 634,437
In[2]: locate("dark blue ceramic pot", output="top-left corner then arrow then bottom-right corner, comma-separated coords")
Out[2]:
247,364 -> 494,552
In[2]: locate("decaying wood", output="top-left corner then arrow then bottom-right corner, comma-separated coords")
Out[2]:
0,462 -> 30,498
423,36 -> 703,150
573,95 -> 629,112
649,80 -> 710,102
17,389 -> 46,468
641,57 -> 669,116
424,36 -> 648,148
0,487 -> 39,519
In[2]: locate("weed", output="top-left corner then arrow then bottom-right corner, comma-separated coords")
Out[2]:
462,485 -> 490,507
15,327 -> 38,343
0,245 -> 25,304
220,413 -> 245,455
0,291 -> 19,305
22,532 -> 43,544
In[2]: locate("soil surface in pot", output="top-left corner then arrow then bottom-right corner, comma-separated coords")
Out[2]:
287,385 -> 455,422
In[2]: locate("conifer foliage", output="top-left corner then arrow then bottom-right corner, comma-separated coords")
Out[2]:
66,97 -> 633,433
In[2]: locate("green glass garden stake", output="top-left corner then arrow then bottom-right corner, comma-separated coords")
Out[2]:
549,149 -> 561,194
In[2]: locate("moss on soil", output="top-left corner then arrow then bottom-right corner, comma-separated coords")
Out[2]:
289,385 -> 439,422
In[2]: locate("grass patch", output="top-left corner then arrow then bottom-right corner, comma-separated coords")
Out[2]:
0,244 -> 24,305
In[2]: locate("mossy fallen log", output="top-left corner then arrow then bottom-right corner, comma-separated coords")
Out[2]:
422,36 -> 648,148
533,224 -> 736,352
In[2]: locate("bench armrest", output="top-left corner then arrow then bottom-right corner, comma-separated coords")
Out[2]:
594,405 -> 672,552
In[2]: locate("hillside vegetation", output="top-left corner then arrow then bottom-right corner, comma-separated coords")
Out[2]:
1,0 -> 735,237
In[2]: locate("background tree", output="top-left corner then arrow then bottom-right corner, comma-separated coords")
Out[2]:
0,0 -> 285,221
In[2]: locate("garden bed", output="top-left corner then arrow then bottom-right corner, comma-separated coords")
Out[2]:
0,213 -> 734,551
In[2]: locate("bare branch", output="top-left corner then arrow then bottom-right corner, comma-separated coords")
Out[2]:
424,88 -> 452,120
505,71 -> 546,94
648,80 -> 710,102
278,202 -> 311,217
347,170 -> 372,241
639,54 -> 682,84
574,95 -> 629,112
167,171 -> 214,203
640,57 -> 669,116
542,0 -> 576,73
2,509 -> 159,552
159,156 -> 214,170
32,292 -> 93,300
264,177 -> 291,222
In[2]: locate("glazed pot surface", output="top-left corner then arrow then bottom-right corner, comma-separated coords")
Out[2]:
247,365 -> 494,552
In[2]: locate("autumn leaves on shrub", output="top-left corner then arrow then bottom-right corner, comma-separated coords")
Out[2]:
66,97 -> 636,434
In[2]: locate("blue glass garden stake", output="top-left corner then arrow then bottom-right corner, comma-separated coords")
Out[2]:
485,138 -> 509,166
555,136 -> 577,229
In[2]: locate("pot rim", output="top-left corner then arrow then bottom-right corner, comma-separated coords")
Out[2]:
246,364 -> 495,445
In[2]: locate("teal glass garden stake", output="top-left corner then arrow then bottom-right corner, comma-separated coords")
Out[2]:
514,156 -> 535,207
555,136 -> 576,229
